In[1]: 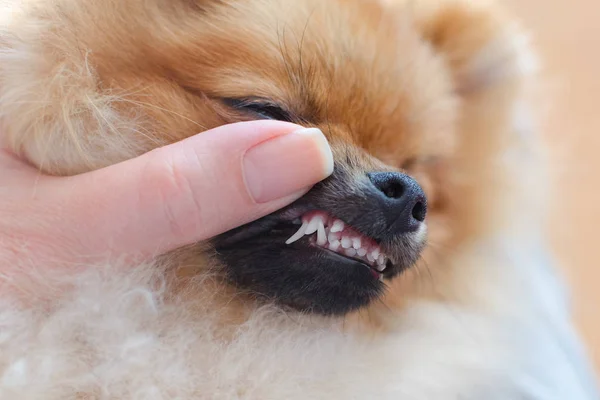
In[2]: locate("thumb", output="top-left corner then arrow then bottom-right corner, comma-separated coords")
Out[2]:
53,120 -> 333,258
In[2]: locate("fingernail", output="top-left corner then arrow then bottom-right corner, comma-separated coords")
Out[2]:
243,128 -> 334,203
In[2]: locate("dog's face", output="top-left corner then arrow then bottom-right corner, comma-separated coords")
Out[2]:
3,0 -> 523,315
168,0 -> 457,315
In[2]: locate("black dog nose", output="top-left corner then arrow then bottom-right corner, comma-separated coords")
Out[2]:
367,172 -> 427,233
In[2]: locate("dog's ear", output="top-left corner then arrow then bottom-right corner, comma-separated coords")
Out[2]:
408,0 -> 537,97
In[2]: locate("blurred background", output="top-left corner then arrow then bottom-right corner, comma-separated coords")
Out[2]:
504,0 -> 600,375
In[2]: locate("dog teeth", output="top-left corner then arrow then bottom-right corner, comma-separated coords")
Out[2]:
330,220 -> 345,233
286,212 -> 390,274
316,222 -> 327,246
285,221 -> 308,244
376,255 -> 388,272
341,237 -> 352,249
305,216 -> 322,235
371,248 -> 380,260
328,231 -> 341,243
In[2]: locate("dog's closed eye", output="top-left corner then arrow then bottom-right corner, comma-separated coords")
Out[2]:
224,98 -> 293,122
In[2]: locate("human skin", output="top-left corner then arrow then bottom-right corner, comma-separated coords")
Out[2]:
0,120 -> 333,272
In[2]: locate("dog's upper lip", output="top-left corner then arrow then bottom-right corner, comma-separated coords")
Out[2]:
277,206 -> 311,222
213,206 -> 307,248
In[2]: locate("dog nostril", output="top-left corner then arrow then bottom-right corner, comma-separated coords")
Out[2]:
368,172 -> 407,199
382,181 -> 405,199
367,171 -> 428,229
411,201 -> 426,222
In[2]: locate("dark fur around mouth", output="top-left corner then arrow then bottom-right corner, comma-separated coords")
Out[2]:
212,156 -> 427,316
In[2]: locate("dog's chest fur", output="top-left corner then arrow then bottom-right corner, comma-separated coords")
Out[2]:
0,237 -> 596,399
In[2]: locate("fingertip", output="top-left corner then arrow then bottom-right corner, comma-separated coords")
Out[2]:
243,127 -> 333,204
295,127 -> 334,178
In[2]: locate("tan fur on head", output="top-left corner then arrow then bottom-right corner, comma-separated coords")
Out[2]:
0,0 -> 598,398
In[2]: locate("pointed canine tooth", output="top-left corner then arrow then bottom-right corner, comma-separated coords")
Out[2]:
330,220 -> 345,233
357,248 -> 367,257
285,221 -> 308,244
305,217 -> 321,235
328,231 -> 341,243
345,248 -> 357,257
329,240 -> 341,251
367,253 -> 375,262
376,262 -> 386,272
341,237 -> 352,249
316,222 -> 327,246
379,274 -> 384,282
352,238 -> 361,249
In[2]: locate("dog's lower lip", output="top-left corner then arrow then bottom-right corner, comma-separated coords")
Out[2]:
315,245 -> 383,279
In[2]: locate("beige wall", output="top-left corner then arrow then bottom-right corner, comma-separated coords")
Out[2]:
504,0 -> 600,375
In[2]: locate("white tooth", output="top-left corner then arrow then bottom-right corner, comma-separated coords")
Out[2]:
328,231 -> 341,243
379,274 -> 384,282
367,253 -> 375,262
330,220 -> 345,233
285,221 -> 308,244
305,216 -> 321,235
372,248 -> 380,260
345,248 -> 357,257
341,237 -> 352,249
357,248 -> 367,257
317,221 -> 327,246
329,240 -> 341,251
352,238 -> 361,249
376,256 -> 386,272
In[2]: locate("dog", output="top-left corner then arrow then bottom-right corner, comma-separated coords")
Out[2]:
0,0 -> 598,398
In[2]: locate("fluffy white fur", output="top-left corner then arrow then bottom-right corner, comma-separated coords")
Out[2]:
0,0 -> 598,399
0,236 -> 597,399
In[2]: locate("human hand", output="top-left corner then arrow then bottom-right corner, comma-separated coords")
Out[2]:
0,121 -> 333,270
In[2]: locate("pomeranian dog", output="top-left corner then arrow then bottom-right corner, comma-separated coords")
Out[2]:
0,0 -> 598,398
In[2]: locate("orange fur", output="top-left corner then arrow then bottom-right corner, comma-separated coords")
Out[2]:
0,0 -> 597,398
